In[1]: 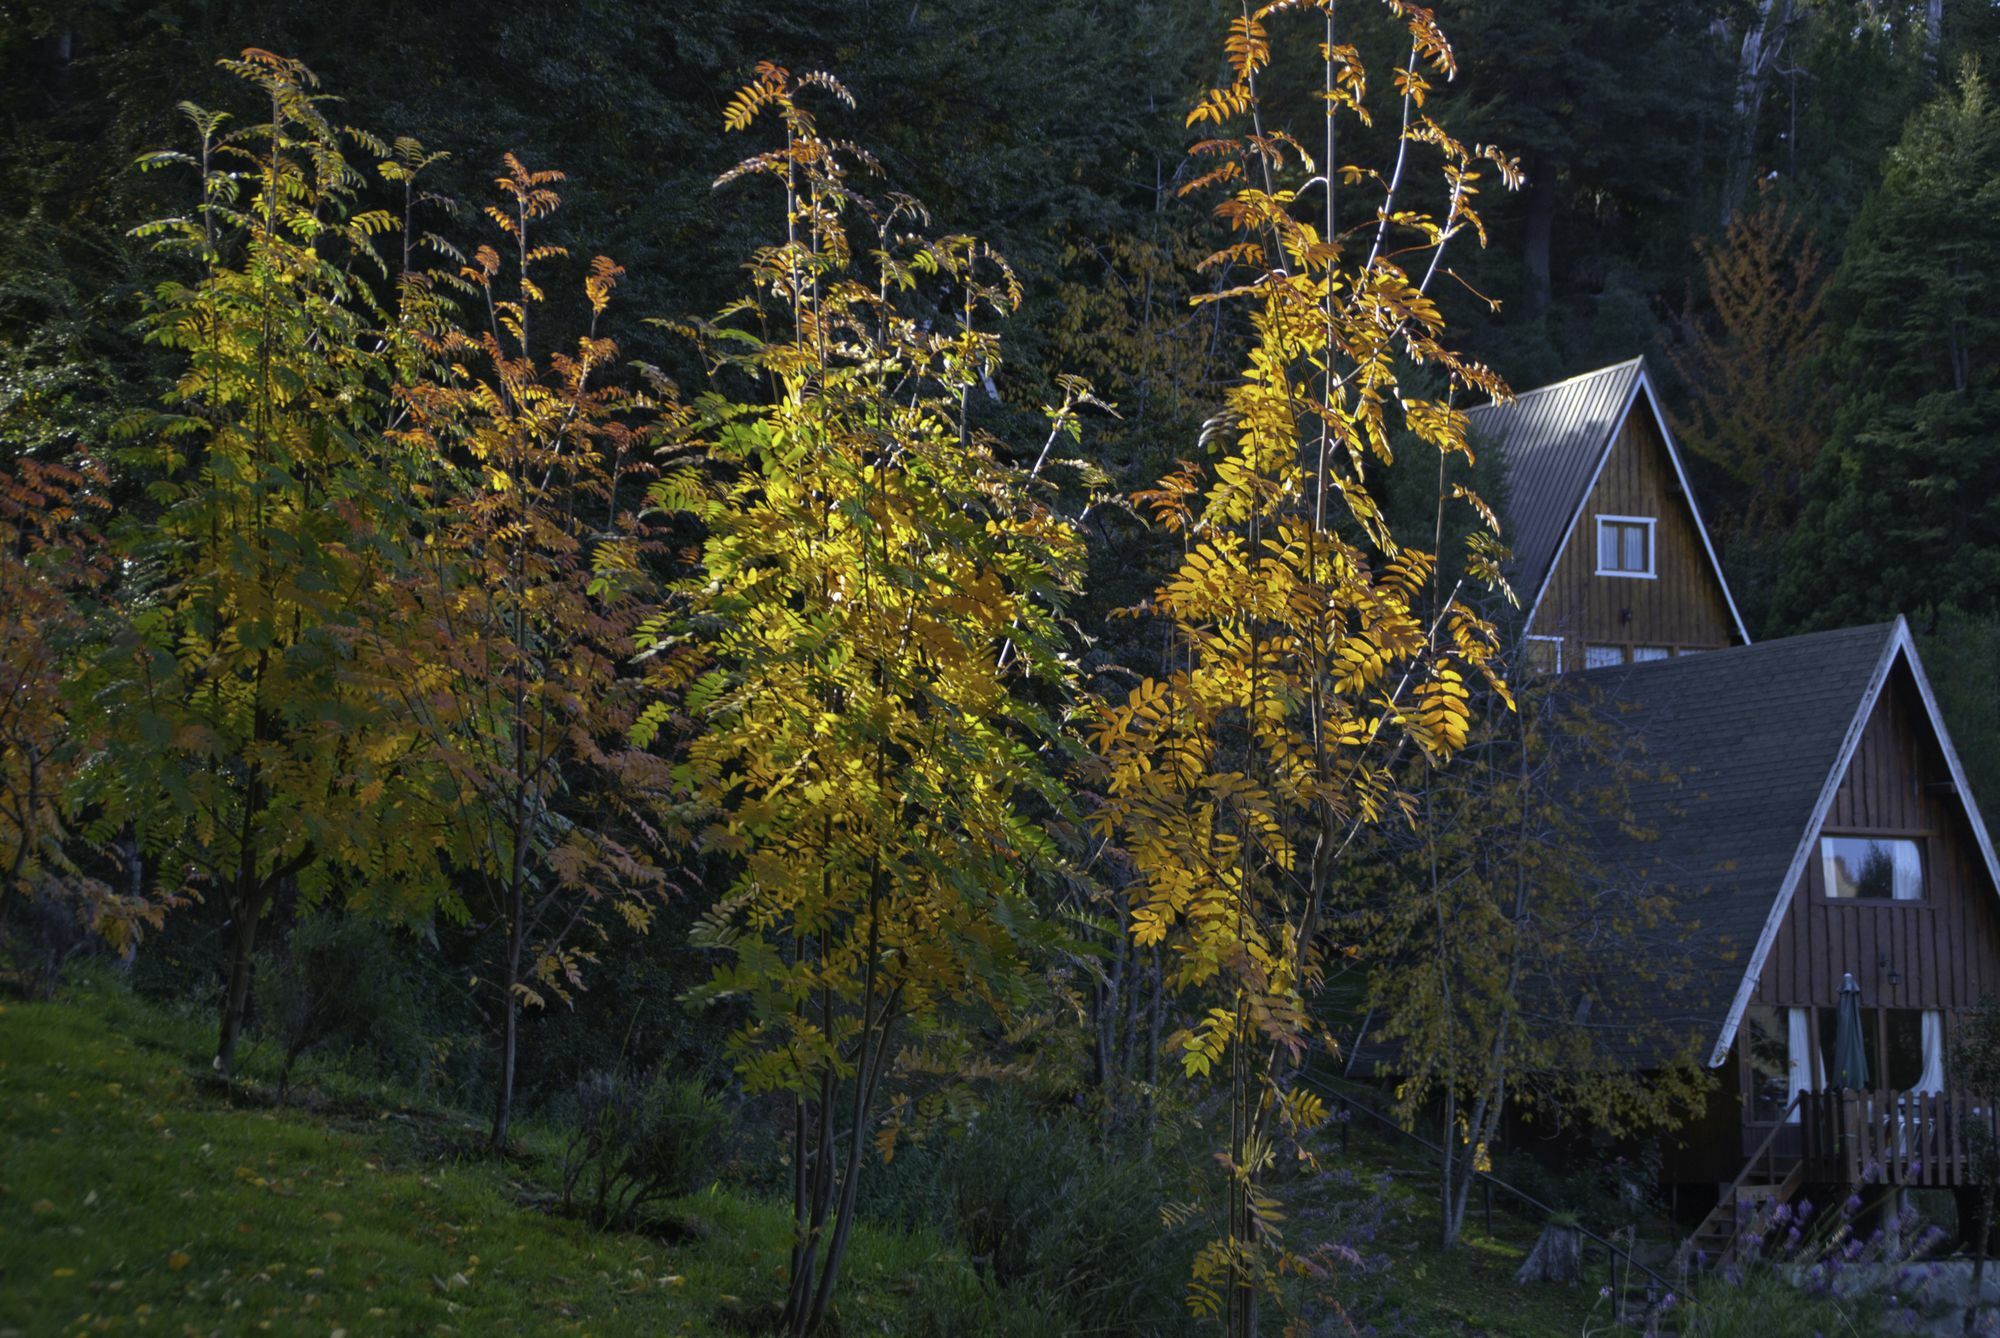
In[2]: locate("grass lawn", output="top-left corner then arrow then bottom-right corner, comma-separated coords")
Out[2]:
0,972 -> 1663,1336
0,975 -> 1049,1336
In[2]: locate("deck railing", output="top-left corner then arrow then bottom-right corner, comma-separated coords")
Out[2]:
1799,1089 -> 1999,1186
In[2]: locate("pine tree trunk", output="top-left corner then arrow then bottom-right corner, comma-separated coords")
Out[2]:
1721,0 -> 1793,228
1522,162 -> 1556,320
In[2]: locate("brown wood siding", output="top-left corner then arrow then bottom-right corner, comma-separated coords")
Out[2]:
1524,407 -> 1739,668
1752,663 -> 2000,1012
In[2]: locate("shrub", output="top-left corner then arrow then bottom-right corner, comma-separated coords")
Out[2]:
866,1096 -> 1197,1334
559,1069 -> 727,1231
253,911 -> 426,1098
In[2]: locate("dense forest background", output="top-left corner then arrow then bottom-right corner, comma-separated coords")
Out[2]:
3,2 -> 1999,1332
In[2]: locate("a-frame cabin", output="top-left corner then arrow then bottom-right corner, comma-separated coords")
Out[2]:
1479,357 -> 2000,1264
1579,621 -> 2000,1257
1467,357 -> 1749,671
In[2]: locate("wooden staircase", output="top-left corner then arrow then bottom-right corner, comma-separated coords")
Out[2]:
1680,1159 -> 1806,1273
1677,1092 -> 1809,1277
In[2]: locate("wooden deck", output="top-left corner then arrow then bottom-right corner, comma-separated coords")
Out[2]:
1799,1090 -> 1998,1187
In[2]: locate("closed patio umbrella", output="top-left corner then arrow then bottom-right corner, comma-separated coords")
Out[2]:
1831,972 -> 1870,1090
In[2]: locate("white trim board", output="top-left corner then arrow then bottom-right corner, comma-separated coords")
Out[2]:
1521,361 -> 1752,646
1704,617 -> 2000,1066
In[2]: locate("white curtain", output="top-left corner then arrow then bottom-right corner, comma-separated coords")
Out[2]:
1918,1011 -> 1945,1093
1893,841 -> 1925,901
1786,1006 -> 1813,1119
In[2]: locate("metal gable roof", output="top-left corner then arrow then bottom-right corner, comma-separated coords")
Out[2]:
1466,357 -> 1643,607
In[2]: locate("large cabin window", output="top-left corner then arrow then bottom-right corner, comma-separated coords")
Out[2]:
1595,515 -> 1656,578
1811,1006 -> 1944,1092
1584,644 -> 1624,669
1821,835 -> 1924,901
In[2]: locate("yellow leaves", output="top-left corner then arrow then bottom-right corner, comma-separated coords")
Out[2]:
583,255 -> 625,316
1409,668 -> 1471,758
1182,1006 -> 1238,1078
1224,13 -> 1270,79
1333,635 -> 1390,694
1187,84 -> 1254,130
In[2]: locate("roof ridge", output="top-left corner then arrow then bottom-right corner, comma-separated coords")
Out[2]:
1466,355 -> 1644,414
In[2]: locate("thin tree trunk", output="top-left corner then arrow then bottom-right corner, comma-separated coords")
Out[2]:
489,874 -> 525,1151
1440,1088 -> 1459,1248
803,1013 -> 897,1334
1925,0 -> 1945,82
1447,1079 -> 1504,1248
215,884 -> 263,1076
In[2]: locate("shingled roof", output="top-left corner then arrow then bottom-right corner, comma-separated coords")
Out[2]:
1466,356 -> 1747,643
1575,619 -> 2000,1066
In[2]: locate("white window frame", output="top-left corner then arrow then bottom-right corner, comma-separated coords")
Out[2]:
1819,833 -> 1926,903
1594,514 -> 1658,579
1583,643 -> 1626,670
1524,634 -> 1564,674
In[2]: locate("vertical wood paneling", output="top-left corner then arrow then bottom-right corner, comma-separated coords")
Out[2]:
1750,665 -> 2000,1013
1524,409 -> 1740,667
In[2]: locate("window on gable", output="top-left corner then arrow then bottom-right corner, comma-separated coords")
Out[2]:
1821,835 -> 1924,902
1595,516 -> 1656,578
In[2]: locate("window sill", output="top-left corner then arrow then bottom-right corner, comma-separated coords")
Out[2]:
1594,569 -> 1658,580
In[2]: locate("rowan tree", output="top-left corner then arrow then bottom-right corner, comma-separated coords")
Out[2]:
0,454 -> 170,980
646,65 -> 1087,1337
1348,676 -> 1709,1251
82,52 -> 444,1075
1086,5 -> 1518,1329
378,155 -> 689,1152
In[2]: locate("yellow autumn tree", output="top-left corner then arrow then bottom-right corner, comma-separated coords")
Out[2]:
1086,4 -> 1518,1330
644,66 -> 1088,1337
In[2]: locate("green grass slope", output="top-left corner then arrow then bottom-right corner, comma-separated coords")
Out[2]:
0,977 -> 1049,1336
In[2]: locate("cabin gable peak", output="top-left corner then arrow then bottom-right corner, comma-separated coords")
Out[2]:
1706,617 -> 2000,1066
1472,356 -> 1750,668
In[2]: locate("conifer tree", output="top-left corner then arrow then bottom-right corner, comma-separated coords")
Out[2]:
1775,62 -> 2000,634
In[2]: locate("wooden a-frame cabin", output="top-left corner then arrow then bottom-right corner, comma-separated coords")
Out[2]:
1471,357 -> 2000,1257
